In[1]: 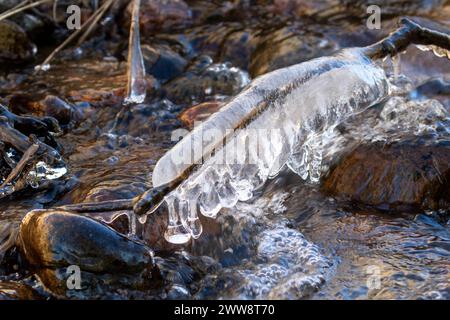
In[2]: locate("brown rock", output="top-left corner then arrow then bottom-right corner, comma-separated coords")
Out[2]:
249,25 -> 338,77
17,210 -> 159,297
179,101 -> 223,129
40,96 -> 80,126
0,20 -> 36,63
322,141 -> 450,211
0,281 -> 43,300
124,0 -> 192,35
18,210 -> 155,273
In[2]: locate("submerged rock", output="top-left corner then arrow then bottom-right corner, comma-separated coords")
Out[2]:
164,58 -> 250,104
40,96 -> 81,126
179,101 -> 223,129
124,0 -> 192,35
0,20 -> 36,63
249,25 -> 338,77
323,141 -> 450,211
0,281 -> 43,300
142,44 -> 188,83
17,210 -> 159,298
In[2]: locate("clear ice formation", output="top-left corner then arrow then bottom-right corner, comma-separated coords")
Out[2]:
150,49 -> 391,244
0,150 -> 67,198
124,0 -> 147,105
416,44 -> 450,59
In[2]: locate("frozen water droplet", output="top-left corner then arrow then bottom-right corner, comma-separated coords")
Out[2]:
164,196 -> 191,244
199,187 -> 221,218
217,173 -> 238,208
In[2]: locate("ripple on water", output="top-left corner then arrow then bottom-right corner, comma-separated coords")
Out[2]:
192,191 -> 334,299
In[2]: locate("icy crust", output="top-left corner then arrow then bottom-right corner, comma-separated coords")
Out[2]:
152,49 -> 388,188
150,49 -> 391,244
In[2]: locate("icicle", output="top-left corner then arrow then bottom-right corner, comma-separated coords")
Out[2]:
124,0 -> 147,105
392,53 -> 401,81
163,195 -> 191,244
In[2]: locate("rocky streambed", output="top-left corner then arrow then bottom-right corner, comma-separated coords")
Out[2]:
0,0 -> 449,300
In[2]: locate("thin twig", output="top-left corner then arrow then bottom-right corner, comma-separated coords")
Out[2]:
0,0 -> 30,17
76,0 -> 114,45
56,199 -> 134,212
0,0 -> 53,23
52,0 -> 58,22
35,0 -> 113,73
0,143 -> 39,188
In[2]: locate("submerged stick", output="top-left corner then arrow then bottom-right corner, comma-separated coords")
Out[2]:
0,116 -> 34,153
56,199 -> 134,213
0,143 -> 39,188
0,108 -> 62,165
54,18 -> 450,216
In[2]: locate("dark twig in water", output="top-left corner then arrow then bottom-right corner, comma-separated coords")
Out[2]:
0,116 -> 35,154
363,18 -> 450,60
50,17 -> 450,216
56,199 -> 134,213
0,143 -> 39,189
0,106 -> 62,164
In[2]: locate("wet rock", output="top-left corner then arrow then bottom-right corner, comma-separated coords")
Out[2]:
40,95 -> 81,126
219,29 -> 257,70
111,100 -> 181,136
6,93 -> 41,115
270,0 -> 448,20
124,0 -> 192,36
0,281 -> 43,300
0,20 -> 36,63
0,0 -> 22,12
413,78 -> 450,108
323,141 -> 450,211
15,14 -> 47,35
416,78 -> 450,97
17,210 -> 159,297
249,25 -> 338,77
142,44 -> 188,83
9,13 -> 53,43
271,0 -> 328,16
187,23 -> 257,71
0,221 -> 18,263
164,58 -> 250,104
179,101 -> 223,129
